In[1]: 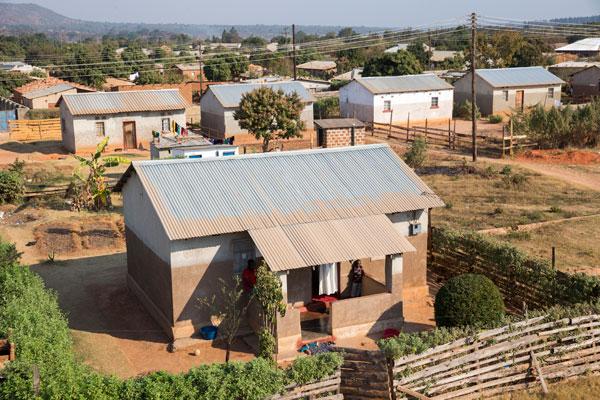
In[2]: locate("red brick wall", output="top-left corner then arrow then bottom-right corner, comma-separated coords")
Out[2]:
322,127 -> 365,148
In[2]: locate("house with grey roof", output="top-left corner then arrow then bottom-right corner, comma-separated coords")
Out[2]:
21,83 -> 77,109
453,67 -> 564,116
115,144 -> 443,359
59,89 -> 188,153
339,74 -> 454,125
200,81 -> 315,139
571,65 -> 600,98
556,38 -> 600,57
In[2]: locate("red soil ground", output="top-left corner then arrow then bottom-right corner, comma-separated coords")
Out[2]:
517,149 -> 600,165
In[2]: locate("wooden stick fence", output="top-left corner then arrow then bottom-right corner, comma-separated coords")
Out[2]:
392,314 -> 600,399
8,118 -> 61,141
267,371 -> 342,400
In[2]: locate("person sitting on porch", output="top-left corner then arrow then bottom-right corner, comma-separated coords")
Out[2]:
242,259 -> 257,291
350,260 -> 364,297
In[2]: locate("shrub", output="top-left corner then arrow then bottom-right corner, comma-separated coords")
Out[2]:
404,138 -> 427,168
488,114 -> 503,124
501,172 -> 528,189
0,160 -> 25,204
434,274 -> 505,328
500,165 -> 512,175
313,97 -> 340,119
549,205 -> 562,213
285,352 -> 343,385
454,100 -> 481,120
479,165 -> 497,179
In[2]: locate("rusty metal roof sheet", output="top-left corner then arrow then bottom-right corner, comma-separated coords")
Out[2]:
296,60 -> 337,70
207,81 -> 315,108
120,144 -> 443,241
355,74 -> 453,94
249,214 -> 416,271
60,89 -> 188,116
314,118 -> 365,129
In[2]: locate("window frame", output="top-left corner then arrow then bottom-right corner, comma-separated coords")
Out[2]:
161,117 -> 171,132
95,121 -> 105,137
383,100 -> 392,113
503,90 -> 509,101
431,96 -> 439,109
547,87 -> 555,98
232,239 -> 255,274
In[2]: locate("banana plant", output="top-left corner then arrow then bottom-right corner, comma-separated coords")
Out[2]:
71,137 -> 130,211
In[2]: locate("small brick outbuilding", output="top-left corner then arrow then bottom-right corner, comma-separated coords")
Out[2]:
314,118 -> 365,148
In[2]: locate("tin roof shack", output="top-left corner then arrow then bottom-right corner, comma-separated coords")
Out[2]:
548,61 -> 600,82
454,67 -> 564,116
571,65 -> 600,98
296,61 -> 337,80
59,89 -> 188,153
556,38 -> 600,57
13,78 -> 96,109
339,74 -> 454,125
314,118 -> 365,148
150,134 -> 238,160
116,144 -> 443,359
200,81 -> 315,139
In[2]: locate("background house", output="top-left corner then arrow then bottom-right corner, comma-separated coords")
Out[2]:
13,77 -> 96,109
175,63 -> 204,81
571,65 -> 600,98
556,38 -> 600,57
454,67 -> 564,116
200,81 -> 314,139
548,61 -> 600,82
59,89 -> 187,153
314,118 -> 365,148
116,144 -> 443,359
339,74 -> 454,125
296,61 -> 337,79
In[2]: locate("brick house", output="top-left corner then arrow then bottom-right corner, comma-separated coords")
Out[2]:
13,77 -> 96,109
314,118 -> 366,148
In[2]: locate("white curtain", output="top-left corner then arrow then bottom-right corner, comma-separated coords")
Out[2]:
319,263 -> 338,295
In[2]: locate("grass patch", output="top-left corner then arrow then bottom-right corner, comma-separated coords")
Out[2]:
503,374 -> 600,399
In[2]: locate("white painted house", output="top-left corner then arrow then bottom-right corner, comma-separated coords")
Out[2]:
339,74 -> 454,125
59,89 -> 188,153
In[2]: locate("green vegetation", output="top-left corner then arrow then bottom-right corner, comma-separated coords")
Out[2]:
0,159 -> 25,204
0,238 -> 343,399
204,53 -> 249,81
404,138 -> 428,168
362,50 -> 422,77
254,261 -> 287,360
454,100 -> 480,120
434,274 -> 505,328
510,99 -> 600,148
234,87 -> 305,152
488,114 -> 503,124
313,97 -> 340,119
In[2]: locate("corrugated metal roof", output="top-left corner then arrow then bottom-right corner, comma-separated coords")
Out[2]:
61,89 -> 188,116
556,38 -> 600,52
249,214 -> 416,271
120,144 -> 443,241
23,83 -> 74,99
296,60 -> 337,70
476,67 -> 564,88
207,81 -> 315,108
314,118 -> 365,129
355,74 -> 453,94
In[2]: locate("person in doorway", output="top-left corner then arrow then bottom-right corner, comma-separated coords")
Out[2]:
350,260 -> 364,297
242,259 -> 257,292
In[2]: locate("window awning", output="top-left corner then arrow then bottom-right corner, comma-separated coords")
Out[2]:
248,214 -> 416,272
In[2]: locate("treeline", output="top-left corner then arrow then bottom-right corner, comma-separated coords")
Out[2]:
511,99 -> 600,148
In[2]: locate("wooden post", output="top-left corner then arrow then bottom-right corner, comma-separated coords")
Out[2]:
396,384 -> 431,400
453,119 -> 457,149
530,350 -> 549,394
388,109 -> 393,138
502,125 -> 506,158
470,12 -> 478,162
509,118 -> 514,157
406,113 -> 410,142
551,247 -> 556,269
425,118 -> 428,143
448,119 -> 452,149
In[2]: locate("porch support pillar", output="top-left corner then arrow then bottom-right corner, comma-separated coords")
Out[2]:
385,254 -> 403,297
277,271 -> 288,304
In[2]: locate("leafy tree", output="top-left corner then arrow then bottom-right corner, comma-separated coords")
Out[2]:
234,87 -> 305,152
0,159 -> 25,204
0,70 -> 31,98
407,41 -> 431,68
204,53 -> 249,81
221,27 -> 241,43
338,27 -> 357,38
121,43 -> 150,74
54,44 -> 105,88
314,97 -> 340,119
434,274 -> 505,328
271,35 -> 291,45
198,276 -> 251,363
362,50 -> 422,77
253,261 -> 286,360
242,36 -> 267,47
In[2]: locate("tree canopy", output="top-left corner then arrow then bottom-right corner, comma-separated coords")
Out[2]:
362,50 -> 423,77
234,87 -> 305,152
204,53 -> 249,81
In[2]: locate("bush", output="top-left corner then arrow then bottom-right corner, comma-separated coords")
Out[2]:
434,274 -> 505,328
313,97 -> 340,119
404,138 -> 427,168
500,165 -> 512,175
454,100 -> 481,120
501,172 -> 528,189
0,159 -> 25,204
488,114 -> 503,124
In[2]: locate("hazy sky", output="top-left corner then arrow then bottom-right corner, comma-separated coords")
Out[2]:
9,0 -> 600,26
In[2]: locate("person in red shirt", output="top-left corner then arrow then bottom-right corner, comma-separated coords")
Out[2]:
242,259 -> 257,292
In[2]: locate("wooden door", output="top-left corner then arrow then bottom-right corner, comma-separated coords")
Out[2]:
122,121 -> 137,149
515,90 -> 524,112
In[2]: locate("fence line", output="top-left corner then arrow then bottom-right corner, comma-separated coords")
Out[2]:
9,118 -> 62,142
391,314 -> 600,399
267,371 -> 342,400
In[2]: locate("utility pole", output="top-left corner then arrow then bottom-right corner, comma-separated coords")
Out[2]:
470,12 -> 478,162
198,42 -> 203,97
292,24 -> 297,80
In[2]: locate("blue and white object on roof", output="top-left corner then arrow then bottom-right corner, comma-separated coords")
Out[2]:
475,67 -> 564,88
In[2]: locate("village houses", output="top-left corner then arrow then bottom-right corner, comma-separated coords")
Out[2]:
454,66 -> 564,115
59,89 -> 188,153
13,77 -> 96,109
116,144 -> 443,359
339,74 -> 454,125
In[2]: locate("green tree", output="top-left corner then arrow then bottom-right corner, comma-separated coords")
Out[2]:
234,87 -> 305,152
204,53 -> 249,81
221,27 -> 241,43
362,50 -> 422,77
404,137 -> 427,168
407,41 -> 431,68
242,36 -> 268,47
0,71 -> 31,98
253,261 -> 286,360
338,27 -> 357,38
198,276 -> 251,363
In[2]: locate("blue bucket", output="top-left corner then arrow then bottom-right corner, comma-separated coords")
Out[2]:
200,325 -> 218,340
